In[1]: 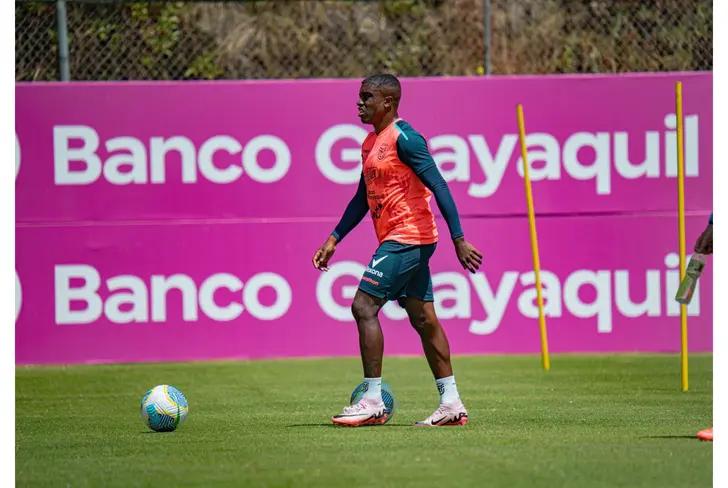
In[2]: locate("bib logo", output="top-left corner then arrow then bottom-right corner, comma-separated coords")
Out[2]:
316,253 -> 700,335
53,126 -> 291,185
54,265 -> 292,324
377,144 -> 388,160
315,114 -> 700,197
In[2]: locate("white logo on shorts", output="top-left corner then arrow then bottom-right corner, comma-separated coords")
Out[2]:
372,256 -> 388,268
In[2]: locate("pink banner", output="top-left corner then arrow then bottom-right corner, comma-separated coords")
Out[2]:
15,73 -> 712,365
16,73 -> 711,222
16,215 -> 711,365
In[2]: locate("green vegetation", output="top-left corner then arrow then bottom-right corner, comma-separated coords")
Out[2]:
16,0 -> 712,81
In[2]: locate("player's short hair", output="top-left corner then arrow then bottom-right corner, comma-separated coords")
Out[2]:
362,74 -> 401,106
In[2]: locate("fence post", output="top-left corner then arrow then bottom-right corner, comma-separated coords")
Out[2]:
483,0 -> 491,75
56,0 -> 70,81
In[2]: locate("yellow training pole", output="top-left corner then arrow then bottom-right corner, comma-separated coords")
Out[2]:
516,104 -> 550,371
675,82 -> 688,392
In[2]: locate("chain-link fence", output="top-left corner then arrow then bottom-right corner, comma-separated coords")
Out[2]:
16,0 -> 712,81
491,0 -> 712,74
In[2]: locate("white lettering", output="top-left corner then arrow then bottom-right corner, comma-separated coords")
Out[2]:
55,265 -> 103,324
55,267 -> 291,324
316,253 -> 703,335
614,131 -> 660,179
198,136 -> 243,184
516,133 -> 561,181
664,114 -> 699,177
563,132 -> 611,195
468,272 -> 519,335
53,127 -> 292,186
150,136 -> 197,183
614,270 -> 660,317
198,273 -> 243,321
54,126 -> 102,184
433,272 -> 471,320
104,275 -> 148,323
430,135 -> 470,182
243,272 -> 292,320
316,261 -> 363,321
151,274 -> 199,322
242,135 -> 291,183
517,271 -> 562,318
468,134 -> 518,198
316,124 -> 368,184
563,270 -> 612,333
104,136 -> 148,184
382,301 -> 409,320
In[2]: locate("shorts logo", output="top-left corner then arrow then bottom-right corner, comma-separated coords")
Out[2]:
362,276 -> 380,286
372,256 -> 388,267
377,144 -> 388,160
365,266 -> 383,278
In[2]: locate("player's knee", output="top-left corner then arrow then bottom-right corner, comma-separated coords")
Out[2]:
351,296 -> 377,323
408,312 -> 431,336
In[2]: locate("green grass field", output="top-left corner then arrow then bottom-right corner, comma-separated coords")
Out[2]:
16,355 -> 712,487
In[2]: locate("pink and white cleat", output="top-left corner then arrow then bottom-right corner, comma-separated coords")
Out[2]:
415,401 -> 469,426
332,398 -> 389,427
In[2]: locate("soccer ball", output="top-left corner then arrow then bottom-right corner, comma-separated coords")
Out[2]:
350,381 -> 395,422
140,385 -> 189,432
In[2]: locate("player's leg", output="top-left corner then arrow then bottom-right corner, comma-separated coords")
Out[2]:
332,242 -> 415,427
332,289 -> 389,427
403,297 -> 468,426
403,297 -> 452,379
397,244 -> 468,426
352,289 -> 386,378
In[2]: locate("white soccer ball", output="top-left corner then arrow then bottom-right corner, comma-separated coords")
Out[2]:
140,385 -> 189,432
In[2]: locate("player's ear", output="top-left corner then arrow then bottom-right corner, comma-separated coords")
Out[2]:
384,95 -> 393,111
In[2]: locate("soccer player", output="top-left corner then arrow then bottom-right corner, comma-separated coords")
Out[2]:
694,214 -> 713,442
312,74 -> 483,427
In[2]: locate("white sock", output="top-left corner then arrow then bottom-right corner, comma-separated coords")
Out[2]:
362,377 -> 382,401
436,375 -> 460,404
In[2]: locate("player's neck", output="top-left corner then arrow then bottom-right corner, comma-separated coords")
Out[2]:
373,112 -> 398,134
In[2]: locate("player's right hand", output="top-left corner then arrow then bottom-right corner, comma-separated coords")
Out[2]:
454,237 -> 483,274
694,223 -> 713,255
313,236 -> 338,271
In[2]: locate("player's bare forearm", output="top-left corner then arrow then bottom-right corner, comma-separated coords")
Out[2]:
312,235 -> 337,272
453,237 -> 483,273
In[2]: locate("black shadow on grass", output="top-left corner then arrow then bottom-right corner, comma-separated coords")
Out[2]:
640,435 -> 702,439
287,423 -> 413,428
140,431 -> 185,434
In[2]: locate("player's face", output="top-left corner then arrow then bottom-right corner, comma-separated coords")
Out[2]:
357,84 -> 392,125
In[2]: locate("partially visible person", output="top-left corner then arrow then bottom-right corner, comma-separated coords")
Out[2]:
694,213 -> 713,442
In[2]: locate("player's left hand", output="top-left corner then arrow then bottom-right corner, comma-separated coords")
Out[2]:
454,238 -> 483,273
